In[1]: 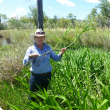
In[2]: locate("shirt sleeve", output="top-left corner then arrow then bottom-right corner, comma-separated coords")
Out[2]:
23,47 -> 34,66
49,46 -> 62,61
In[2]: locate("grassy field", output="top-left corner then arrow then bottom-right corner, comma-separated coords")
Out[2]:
0,28 -> 110,110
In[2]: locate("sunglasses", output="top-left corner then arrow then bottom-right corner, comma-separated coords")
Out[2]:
36,32 -> 45,35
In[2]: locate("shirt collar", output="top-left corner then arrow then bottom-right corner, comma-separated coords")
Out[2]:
34,42 -> 46,50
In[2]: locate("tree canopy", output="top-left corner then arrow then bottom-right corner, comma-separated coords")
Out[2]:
1,0 -> 110,30
98,0 -> 110,18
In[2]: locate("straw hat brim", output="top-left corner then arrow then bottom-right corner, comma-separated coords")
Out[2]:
35,34 -> 45,37
29,33 -> 45,42
29,34 -> 35,42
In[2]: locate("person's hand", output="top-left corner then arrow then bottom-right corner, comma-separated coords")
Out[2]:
28,53 -> 39,58
60,47 -> 67,55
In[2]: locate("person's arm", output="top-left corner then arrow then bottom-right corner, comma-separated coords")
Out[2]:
23,47 -> 35,66
50,46 -> 67,61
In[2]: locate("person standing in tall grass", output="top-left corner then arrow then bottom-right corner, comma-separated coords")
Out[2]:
23,29 -> 67,101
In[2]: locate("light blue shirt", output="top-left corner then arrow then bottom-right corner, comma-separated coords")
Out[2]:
23,43 -> 62,74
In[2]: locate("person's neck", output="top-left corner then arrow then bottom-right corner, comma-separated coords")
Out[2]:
36,43 -> 43,50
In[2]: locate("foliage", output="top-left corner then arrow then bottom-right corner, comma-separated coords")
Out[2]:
19,15 -> 30,24
98,0 -> 110,18
66,13 -> 76,27
43,12 -> 48,24
89,8 -> 97,18
1,0 -> 110,30
0,14 -> 7,22
0,14 -> 8,30
53,15 -> 58,25
0,23 -> 5,30
28,5 -> 48,28
85,0 -> 110,28
1,47 -> 110,110
97,13 -> 107,28
1,25 -> 110,109
58,17 -> 69,29
28,5 -> 38,28
8,17 -> 21,29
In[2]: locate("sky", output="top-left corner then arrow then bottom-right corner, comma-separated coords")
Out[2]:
0,0 -> 110,20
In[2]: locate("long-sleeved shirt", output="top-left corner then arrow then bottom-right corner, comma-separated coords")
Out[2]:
23,43 -> 62,74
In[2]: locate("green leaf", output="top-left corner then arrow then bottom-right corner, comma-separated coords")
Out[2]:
67,21 -> 93,47
55,95 -> 66,104
54,26 -> 74,49
54,35 -> 59,42
99,99 -> 108,108
6,102 -> 20,110
83,28 -> 95,32
11,83 -> 14,91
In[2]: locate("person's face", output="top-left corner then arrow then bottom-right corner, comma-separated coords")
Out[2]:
34,36 -> 45,46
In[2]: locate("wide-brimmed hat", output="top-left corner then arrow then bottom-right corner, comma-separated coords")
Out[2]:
29,29 -> 45,42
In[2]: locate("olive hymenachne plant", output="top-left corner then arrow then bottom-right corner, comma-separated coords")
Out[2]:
4,47 -> 110,110
0,23 -> 110,110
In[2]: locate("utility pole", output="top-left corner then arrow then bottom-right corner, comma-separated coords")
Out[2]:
37,0 -> 43,30
0,14 -> 1,23
0,14 -> 1,30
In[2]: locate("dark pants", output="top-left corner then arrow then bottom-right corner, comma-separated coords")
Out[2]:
29,72 -> 51,101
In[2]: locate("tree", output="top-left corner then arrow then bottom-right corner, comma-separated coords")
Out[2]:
86,0 -> 110,28
87,8 -> 98,28
98,0 -> 110,18
46,18 -> 53,29
87,8 -> 97,20
98,0 -> 110,28
43,12 -> 48,24
0,14 -> 7,21
8,17 -> 21,29
67,13 -> 73,19
28,5 -> 38,28
28,5 -> 48,28
0,23 -> 4,30
0,14 -> 8,30
67,13 -> 76,27
53,15 -> 58,25
59,17 -> 69,29
19,15 -> 34,29
97,13 -> 107,28
19,15 -> 30,23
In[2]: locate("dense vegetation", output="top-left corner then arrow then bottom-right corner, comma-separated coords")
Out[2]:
0,28 -> 110,110
0,0 -> 110,109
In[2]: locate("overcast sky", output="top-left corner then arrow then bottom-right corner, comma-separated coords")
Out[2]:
0,0 -> 110,20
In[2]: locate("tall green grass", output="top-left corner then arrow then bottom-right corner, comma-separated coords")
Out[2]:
0,47 -> 110,110
1,27 -> 110,109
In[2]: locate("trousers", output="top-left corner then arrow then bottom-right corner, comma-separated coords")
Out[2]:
29,71 -> 51,101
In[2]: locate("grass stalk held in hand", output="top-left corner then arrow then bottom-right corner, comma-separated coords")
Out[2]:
67,21 -> 94,48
